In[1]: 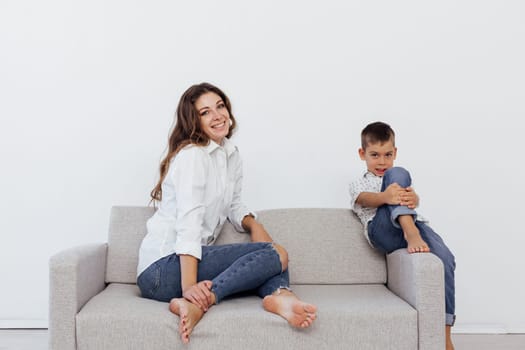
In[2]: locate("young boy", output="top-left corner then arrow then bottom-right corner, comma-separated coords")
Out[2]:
348,121 -> 456,350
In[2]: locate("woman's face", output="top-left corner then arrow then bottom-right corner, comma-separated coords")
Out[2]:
195,92 -> 231,145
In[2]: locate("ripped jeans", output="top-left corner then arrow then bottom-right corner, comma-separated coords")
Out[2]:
137,242 -> 289,304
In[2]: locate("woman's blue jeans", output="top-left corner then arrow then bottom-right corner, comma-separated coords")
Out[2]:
137,242 -> 289,304
367,167 -> 456,326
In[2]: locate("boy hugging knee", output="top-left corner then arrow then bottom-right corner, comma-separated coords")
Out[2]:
348,121 -> 456,350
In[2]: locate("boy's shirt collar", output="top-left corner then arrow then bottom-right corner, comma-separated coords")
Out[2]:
363,170 -> 381,178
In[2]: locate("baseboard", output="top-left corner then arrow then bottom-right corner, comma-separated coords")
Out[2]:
453,323 -> 525,334
0,320 -> 48,329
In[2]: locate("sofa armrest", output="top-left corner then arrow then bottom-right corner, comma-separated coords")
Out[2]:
386,248 -> 445,350
49,243 -> 108,350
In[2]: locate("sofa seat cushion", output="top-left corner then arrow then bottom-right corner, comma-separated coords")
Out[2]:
76,283 -> 417,350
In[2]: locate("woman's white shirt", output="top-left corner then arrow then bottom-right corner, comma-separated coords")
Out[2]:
137,139 -> 253,276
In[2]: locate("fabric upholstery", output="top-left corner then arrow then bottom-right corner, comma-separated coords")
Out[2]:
49,206 -> 445,350
247,208 -> 386,284
106,206 -> 155,283
76,283 -> 417,350
49,243 -> 107,350
106,206 -> 386,285
387,249 -> 446,350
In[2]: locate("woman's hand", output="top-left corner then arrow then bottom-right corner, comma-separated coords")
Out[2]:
183,280 -> 213,311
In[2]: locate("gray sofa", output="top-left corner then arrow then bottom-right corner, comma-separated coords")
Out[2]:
49,206 -> 445,349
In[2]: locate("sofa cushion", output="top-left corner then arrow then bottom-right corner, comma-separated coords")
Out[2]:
106,207 -> 386,285
216,208 -> 387,284
76,283 -> 417,350
106,206 -> 155,283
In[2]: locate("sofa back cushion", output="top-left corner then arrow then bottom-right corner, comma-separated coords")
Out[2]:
106,206 -> 156,283
106,206 -> 386,284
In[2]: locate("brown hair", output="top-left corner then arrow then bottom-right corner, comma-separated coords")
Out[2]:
150,82 -> 237,202
361,121 -> 395,149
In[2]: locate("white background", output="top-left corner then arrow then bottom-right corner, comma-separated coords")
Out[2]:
1,0 -> 524,332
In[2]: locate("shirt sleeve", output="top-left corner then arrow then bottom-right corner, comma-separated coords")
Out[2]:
348,178 -> 364,212
227,151 -> 254,232
171,147 -> 207,260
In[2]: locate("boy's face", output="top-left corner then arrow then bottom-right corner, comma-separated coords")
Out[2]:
359,139 -> 397,177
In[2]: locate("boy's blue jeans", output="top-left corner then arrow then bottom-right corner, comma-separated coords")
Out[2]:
137,242 -> 289,304
367,167 -> 456,326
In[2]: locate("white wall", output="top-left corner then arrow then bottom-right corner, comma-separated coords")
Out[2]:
1,0 -> 524,332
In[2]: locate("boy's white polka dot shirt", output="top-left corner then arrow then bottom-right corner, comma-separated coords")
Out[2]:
348,170 -> 428,245
348,171 -> 382,229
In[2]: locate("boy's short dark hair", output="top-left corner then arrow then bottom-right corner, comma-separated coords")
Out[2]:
361,121 -> 395,149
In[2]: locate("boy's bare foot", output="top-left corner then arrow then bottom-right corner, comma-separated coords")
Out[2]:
169,298 -> 205,344
398,216 -> 430,253
404,230 -> 430,253
262,290 -> 317,328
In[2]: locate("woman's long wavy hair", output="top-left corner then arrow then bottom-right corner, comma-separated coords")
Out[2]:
150,82 -> 237,203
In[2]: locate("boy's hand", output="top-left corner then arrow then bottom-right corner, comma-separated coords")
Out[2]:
384,184 -> 419,208
383,183 -> 406,205
400,187 -> 419,209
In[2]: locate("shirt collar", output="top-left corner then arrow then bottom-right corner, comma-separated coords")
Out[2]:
204,138 -> 237,157
363,170 -> 380,178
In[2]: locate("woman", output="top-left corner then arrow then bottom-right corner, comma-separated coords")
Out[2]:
137,82 -> 317,344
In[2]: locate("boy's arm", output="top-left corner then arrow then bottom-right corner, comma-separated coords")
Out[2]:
356,191 -> 389,208
357,183 -> 406,208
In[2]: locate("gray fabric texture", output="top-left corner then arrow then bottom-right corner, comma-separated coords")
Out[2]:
76,283 -> 417,350
387,249 -> 446,350
106,206 -> 155,283
106,206 -> 387,285
49,206 -> 444,349
49,243 -> 107,350
217,208 -> 387,284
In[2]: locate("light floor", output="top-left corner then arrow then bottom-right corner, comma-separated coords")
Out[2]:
0,329 -> 524,350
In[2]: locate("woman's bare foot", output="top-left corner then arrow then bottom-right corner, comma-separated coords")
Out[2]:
262,290 -> 317,328
404,230 -> 430,253
169,298 -> 205,344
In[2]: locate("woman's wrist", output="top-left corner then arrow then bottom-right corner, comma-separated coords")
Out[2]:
241,213 -> 256,231
179,254 -> 198,292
